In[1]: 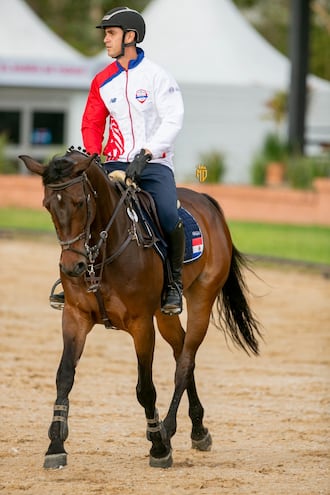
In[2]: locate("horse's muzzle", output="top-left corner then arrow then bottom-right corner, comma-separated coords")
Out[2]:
60,260 -> 88,278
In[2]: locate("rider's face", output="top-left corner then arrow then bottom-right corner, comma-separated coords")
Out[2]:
103,27 -> 124,58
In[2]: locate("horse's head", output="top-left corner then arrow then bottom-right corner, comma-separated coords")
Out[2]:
19,150 -> 99,278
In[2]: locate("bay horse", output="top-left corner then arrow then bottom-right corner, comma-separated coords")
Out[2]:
19,149 -> 261,469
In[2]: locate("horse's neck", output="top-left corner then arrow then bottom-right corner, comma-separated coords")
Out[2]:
90,167 -> 127,239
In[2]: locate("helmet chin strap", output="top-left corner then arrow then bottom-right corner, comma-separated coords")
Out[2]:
114,30 -> 136,59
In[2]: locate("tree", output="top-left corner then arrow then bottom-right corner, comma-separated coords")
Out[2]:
26,0 -> 151,55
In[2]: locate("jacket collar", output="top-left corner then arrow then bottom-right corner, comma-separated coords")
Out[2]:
117,47 -> 145,71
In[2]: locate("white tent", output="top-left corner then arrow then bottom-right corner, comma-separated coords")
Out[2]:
0,0 -> 90,89
93,0 -> 330,183
0,0 -> 91,170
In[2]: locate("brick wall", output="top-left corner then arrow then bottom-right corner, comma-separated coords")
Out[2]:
0,175 -> 329,226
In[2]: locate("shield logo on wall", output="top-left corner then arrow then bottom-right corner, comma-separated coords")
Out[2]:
196,164 -> 208,182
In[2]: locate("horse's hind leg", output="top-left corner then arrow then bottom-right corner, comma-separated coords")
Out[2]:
44,318 -> 89,469
156,312 -> 211,453
187,375 -> 212,451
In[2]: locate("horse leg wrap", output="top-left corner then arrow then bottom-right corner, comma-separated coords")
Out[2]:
146,409 -> 167,442
48,399 -> 69,441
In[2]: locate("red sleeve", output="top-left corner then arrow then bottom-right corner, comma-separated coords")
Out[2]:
81,77 -> 109,155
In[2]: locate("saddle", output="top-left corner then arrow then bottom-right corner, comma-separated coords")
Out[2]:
108,170 -> 204,264
109,170 -> 167,257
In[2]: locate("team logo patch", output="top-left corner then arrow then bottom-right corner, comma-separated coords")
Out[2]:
136,89 -> 148,103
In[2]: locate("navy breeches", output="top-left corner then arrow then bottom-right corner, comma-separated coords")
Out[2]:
104,162 -> 179,234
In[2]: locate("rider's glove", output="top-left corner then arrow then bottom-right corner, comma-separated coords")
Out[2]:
125,149 -> 152,183
94,154 -> 102,166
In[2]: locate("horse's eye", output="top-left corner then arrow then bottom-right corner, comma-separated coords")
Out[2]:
77,200 -> 84,208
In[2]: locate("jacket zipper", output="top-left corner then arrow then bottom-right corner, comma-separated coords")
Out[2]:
125,69 -> 135,162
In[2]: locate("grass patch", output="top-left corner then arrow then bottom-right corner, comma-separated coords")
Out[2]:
0,208 -> 329,265
0,207 -> 53,232
229,221 -> 330,265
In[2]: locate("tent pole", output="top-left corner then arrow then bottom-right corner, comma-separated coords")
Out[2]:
288,0 -> 310,155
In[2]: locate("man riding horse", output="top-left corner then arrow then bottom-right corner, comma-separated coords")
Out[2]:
51,7 -> 185,314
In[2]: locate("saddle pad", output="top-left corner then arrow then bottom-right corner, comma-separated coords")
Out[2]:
179,207 -> 204,264
125,188 -> 204,264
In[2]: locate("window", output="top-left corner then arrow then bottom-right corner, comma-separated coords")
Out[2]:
0,111 -> 20,144
31,111 -> 65,145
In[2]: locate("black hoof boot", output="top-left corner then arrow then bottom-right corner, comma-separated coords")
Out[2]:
191,430 -> 212,451
149,449 -> 173,468
44,452 -> 67,469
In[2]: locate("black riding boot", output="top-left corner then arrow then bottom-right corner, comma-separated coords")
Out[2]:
161,219 -> 185,315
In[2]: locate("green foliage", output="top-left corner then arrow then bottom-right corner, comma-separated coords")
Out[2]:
250,133 -> 330,189
250,133 -> 289,185
199,150 -> 226,183
250,154 -> 267,186
287,154 -> 330,189
0,134 -> 18,174
263,90 -> 288,128
310,6 -> 330,81
26,0 -> 151,56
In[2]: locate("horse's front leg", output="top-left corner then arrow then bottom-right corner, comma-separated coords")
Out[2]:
131,319 -> 172,468
44,311 -> 90,469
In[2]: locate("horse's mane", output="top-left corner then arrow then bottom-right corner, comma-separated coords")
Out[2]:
42,155 -> 75,186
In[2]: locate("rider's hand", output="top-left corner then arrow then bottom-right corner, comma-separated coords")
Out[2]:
126,149 -> 152,183
94,154 -> 102,166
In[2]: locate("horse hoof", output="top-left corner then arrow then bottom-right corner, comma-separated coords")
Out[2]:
149,450 -> 173,468
43,453 -> 67,469
192,431 -> 212,451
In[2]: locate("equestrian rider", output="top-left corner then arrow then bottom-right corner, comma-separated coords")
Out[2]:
81,7 -> 185,315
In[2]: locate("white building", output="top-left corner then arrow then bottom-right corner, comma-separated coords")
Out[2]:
0,0 -> 90,172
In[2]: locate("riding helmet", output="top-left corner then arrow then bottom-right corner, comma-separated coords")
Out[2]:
96,7 -> 146,43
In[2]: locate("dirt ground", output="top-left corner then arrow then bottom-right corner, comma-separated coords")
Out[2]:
0,236 -> 329,495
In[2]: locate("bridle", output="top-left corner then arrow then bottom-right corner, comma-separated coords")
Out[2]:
47,172 -> 97,259
47,170 -> 136,291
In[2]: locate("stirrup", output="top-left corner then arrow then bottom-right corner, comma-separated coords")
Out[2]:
49,279 -> 64,310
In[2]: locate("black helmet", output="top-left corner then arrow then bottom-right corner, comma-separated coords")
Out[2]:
96,7 -> 145,43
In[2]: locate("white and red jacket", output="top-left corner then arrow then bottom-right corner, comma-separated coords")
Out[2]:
81,48 -> 184,171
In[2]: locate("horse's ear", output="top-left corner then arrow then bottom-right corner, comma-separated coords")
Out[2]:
75,153 -> 99,174
19,155 -> 45,176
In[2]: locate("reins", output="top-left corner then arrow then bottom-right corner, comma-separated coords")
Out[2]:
47,164 -> 159,328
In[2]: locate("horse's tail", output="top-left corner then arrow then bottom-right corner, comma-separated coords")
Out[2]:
203,193 -> 262,356
215,245 -> 262,355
